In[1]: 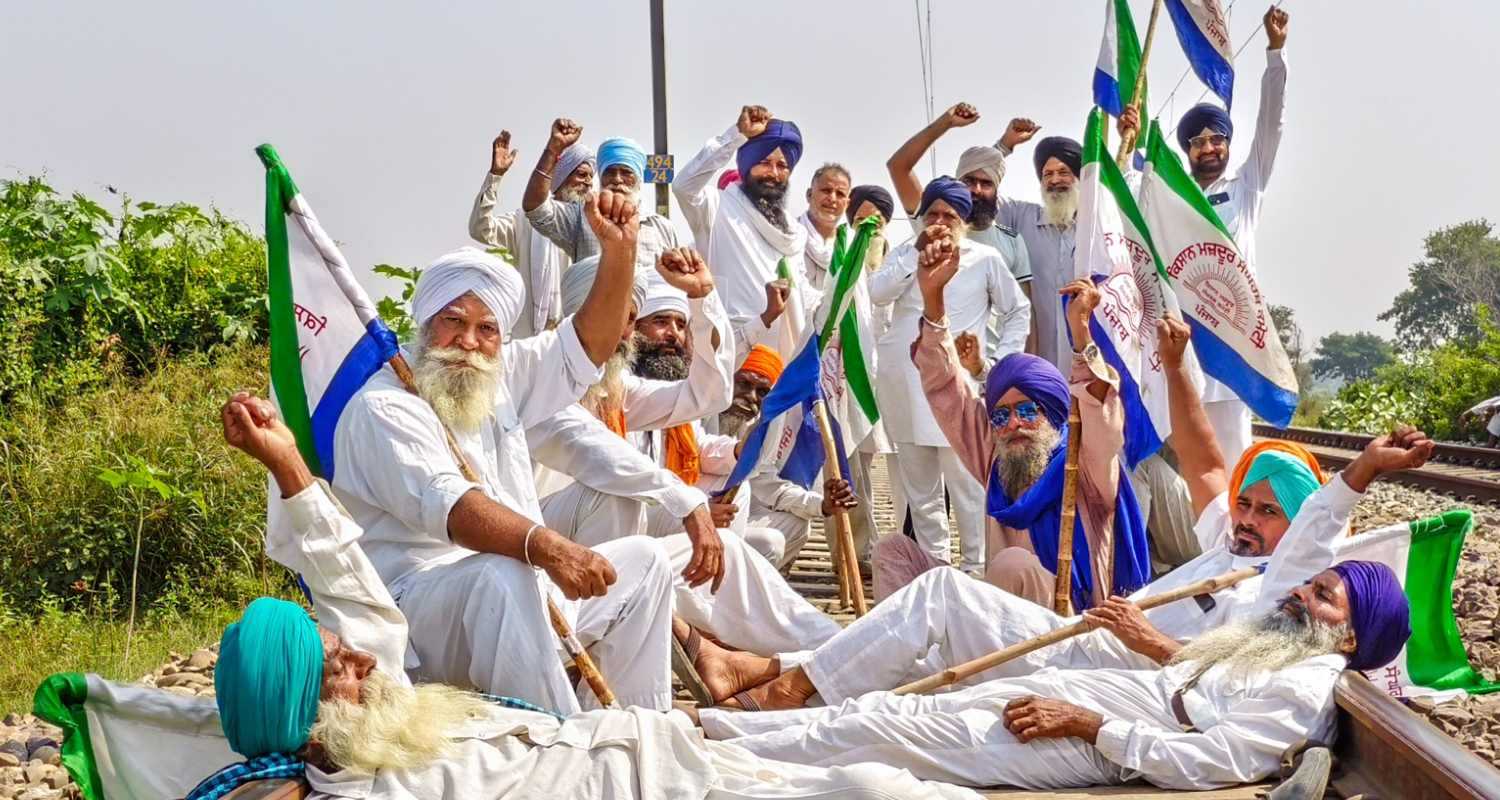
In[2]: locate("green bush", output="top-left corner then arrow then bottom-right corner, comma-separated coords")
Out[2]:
0,342 -> 296,614
0,178 -> 267,407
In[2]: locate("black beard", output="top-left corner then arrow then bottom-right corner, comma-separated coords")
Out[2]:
633,342 -> 689,381
968,195 -> 998,229
742,176 -> 790,232
1190,155 -> 1226,182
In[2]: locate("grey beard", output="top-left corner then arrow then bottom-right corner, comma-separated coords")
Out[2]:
1172,606 -> 1350,679
410,336 -> 502,433
633,344 -> 689,381
717,407 -> 757,438
996,421 -> 1062,495
310,670 -> 494,776
1042,185 -> 1079,227
583,337 -> 638,416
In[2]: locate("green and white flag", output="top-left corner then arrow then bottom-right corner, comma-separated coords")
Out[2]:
816,217 -> 881,451
1334,510 -> 1498,699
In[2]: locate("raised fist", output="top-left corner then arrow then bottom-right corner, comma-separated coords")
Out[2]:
738,105 -> 772,139
657,248 -> 715,299
584,189 -> 639,247
547,117 -> 583,156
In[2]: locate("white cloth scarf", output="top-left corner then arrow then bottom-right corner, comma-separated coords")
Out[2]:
527,218 -> 563,332
708,183 -> 808,358
798,211 -> 835,291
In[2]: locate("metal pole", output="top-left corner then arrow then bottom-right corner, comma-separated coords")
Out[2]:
649,0 -> 670,218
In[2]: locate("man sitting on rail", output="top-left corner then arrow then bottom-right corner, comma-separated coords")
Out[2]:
695,561 -> 1410,792
191,392 -> 977,800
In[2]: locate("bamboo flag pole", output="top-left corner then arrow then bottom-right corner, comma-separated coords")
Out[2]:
1051,397 -> 1085,616
388,354 -> 618,708
1116,0 -> 1166,167
895,565 -> 1262,695
812,399 -> 868,616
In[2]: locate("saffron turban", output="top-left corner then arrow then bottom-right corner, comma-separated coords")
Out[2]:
1330,560 -> 1411,671
1230,441 -> 1326,521
916,176 -> 973,220
640,279 -> 690,320
735,119 -> 803,179
215,598 -> 323,757
597,137 -> 647,182
955,145 -> 1007,186
847,185 -> 895,225
718,169 -> 741,191
412,247 -> 525,334
1032,136 -> 1083,179
552,143 -> 596,192
560,255 -> 649,318
984,352 -> 1069,428
738,344 -> 784,385
1177,103 -> 1234,153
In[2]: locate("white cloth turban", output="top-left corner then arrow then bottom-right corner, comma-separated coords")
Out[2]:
955,145 -> 1006,186
560,256 -> 648,318
639,277 -> 690,320
411,246 -> 524,332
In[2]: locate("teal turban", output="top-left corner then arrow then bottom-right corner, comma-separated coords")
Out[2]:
215,598 -> 324,757
1241,450 -> 1321,520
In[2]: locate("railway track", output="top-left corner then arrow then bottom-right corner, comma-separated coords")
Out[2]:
1255,424 -> 1500,506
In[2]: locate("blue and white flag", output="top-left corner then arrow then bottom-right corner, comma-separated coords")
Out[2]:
1094,0 -> 1146,117
1165,0 -> 1235,108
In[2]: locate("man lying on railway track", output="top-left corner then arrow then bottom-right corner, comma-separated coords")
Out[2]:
188,392 -> 977,800
687,289 -> 1434,711
694,561 -> 1411,791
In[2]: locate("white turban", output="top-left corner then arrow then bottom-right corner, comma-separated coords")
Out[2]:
560,256 -> 648,318
639,276 -> 690,320
411,246 -> 525,332
955,145 -> 1006,186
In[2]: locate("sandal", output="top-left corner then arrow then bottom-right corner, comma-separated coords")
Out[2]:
671,626 -> 715,707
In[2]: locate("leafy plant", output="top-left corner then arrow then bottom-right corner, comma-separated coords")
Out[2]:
373,263 -> 422,342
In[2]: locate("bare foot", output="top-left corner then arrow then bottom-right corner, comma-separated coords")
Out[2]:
674,618 -> 780,703
719,667 -> 817,712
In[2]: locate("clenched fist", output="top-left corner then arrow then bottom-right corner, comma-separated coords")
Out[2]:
584,189 -> 639,248
657,248 -> 715,299
738,105 -> 772,139
547,117 -> 583,157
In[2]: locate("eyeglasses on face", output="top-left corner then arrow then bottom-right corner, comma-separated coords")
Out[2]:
1188,133 -> 1228,150
990,400 -> 1042,428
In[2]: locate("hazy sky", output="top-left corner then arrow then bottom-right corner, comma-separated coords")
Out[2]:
5,1 -> 1498,349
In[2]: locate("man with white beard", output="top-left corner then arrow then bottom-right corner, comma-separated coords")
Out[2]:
695,563 -> 1410,792
468,129 -> 594,338
522,118 -> 682,273
796,163 -> 851,292
673,104 -> 811,363
195,393 -> 978,800
868,177 -> 1030,579
328,190 -> 684,715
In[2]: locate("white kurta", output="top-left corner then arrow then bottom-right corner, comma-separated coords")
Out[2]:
783,473 -> 1363,704
525,194 -> 681,282
869,237 -> 1029,446
468,172 -> 572,338
703,654 -> 1343,791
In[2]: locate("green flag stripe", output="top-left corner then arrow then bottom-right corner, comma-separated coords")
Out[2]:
256,144 -> 323,476
1143,121 -> 1236,242
1114,0 -> 1145,109
1084,108 -> 1171,284
1403,511 -> 1499,694
840,313 -> 879,422
32,673 -> 104,800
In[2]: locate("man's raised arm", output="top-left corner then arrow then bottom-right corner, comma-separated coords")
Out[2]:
571,189 -> 640,366
1157,317 -> 1228,516
887,103 -> 981,214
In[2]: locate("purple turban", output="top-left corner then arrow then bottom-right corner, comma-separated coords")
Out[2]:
1177,103 -> 1233,152
984,352 -> 1069,429
916,176 -> 973,221
847,185 -> 894,225
736,119 -> 803,179
1032,136 -> 1083,179
1330,560 -> 1411,672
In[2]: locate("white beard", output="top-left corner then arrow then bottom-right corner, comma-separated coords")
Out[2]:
410,337 -> 502,433
582,335 -> 638,420
1171,607 -> 1349,679
1042,185 -> 1079,227
995,419 -> 1061,496
309,670 -> 495,776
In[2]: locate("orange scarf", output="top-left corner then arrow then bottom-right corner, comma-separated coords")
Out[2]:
602,406 -> 627,438
664,424 -> 701,486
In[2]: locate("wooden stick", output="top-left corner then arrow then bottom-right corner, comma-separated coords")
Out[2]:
389,354 -> 617,708
894,565 -> 1262,695
1116,0 -> 1165,167
1052,396 -> 1084,616
811,400 -> 867,616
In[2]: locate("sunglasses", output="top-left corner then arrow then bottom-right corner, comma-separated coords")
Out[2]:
990,400 -> 1042,428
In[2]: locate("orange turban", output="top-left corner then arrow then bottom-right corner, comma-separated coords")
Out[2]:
1228,440 -> 1327,501
738,345 -> 784,386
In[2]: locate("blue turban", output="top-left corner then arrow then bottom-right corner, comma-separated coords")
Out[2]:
1330,560 -> 1411,672
215,598 -> 324,758
735,119 -> 803,179
916,176 -> 974,221
1032,136 -> 1083,179
981,352 -> 1152,610
597,137 -> 647,182
1176,103 -> 1233,153
1241,450 -> 1321,520
551,143 -> 596,192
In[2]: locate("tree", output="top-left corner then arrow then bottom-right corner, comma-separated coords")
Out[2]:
1379,220 -> 1500,351
1310,331 -> 1395,383
1270,304 -> 1313,391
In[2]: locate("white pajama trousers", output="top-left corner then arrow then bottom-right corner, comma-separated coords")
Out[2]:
747,507 -> 811,569
700,678 -> 1130,790
544,482 -> 840,656
644,496 -> 789,568
889,443 -> 987,575
794,568 -> 1149,705
390,537 -> 675,716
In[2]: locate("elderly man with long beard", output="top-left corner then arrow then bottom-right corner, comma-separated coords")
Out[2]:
868,177 -> 1030,580
693,561 -> 1410,792
328,190 -> 683,715
673,104 -> 812,363
468,129 -> 594,338
522,118 -> 681,273
188,393 -> 979,800
683,312 -> 1432,716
